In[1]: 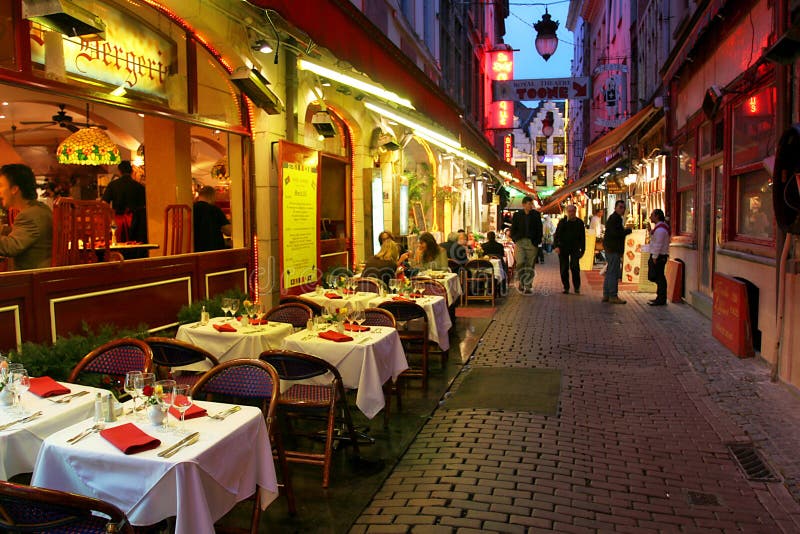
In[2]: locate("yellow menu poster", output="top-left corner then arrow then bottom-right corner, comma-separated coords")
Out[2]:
281,161 -> 317,289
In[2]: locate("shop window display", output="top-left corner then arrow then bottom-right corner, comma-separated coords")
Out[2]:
736,169 -> 774,240
676,136 -> 696,235
680,190 -> 695,235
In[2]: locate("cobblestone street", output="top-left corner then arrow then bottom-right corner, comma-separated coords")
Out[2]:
351,261 -> 800,533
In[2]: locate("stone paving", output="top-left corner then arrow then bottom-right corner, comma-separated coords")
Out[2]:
350,260 -> 800,533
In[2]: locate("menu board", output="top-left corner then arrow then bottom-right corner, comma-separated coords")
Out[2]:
622,229 -> 647,284
712,273 -> 754,358
279,142 -> 319,291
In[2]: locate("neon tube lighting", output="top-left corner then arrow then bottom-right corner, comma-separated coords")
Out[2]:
364,102 -> 461,150
298,59 -> 414,109
413,130 -> 488,169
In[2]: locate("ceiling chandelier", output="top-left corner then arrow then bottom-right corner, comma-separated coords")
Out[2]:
57,127 -> 120,165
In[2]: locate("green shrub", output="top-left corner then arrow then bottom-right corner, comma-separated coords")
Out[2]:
176,289 -> 249,324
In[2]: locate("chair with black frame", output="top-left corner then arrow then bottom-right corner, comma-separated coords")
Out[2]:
0,479 -> 134,533
279,295 -> 325,317
410,277 -> 449,365
355,276 -> 384,294
447,259 -> 461,274
264,302 -> 313,328
68,338 -> 153,388
486,254 -> 508,296
144,337 -> 220,388
362,307 -> 400,426
259,350 -> 360,489
462,258 -> 495,306
377,300 -> 430,391
191,359 -> 296,523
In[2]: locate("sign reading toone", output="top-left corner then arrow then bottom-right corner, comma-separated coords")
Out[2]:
492,77 -> 590,102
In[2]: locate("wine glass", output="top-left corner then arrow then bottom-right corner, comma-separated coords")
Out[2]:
355,308 -> 366,330
173,384 -> 193,434
417,282 -> 426,298
389,278 -> 398,294
229,299 -> 240,321
349,276 -> 359,295
220,298 -> 231,321
125,371 -> 142,412
134,372 -> 155,419
12,369 -> 29,414
155,379 -> 176,433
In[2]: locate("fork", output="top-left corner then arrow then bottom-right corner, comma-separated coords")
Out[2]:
0,411 -> 44,431
210,405 -> 241,420
49,391 -> 90,404
67,423 -> 104,444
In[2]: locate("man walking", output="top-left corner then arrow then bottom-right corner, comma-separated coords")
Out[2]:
603,200 -> 631,304
647,209 -> 670,306
553,204 -> 585,294
510,196 -> 542,294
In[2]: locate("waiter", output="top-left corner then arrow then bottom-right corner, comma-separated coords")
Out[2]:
102,161 -> 147,253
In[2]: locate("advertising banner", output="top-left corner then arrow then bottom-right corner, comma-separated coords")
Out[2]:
279,142 -> 319,291
622,229 -> 647,284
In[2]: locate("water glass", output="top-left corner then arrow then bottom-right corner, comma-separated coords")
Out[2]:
229,299 -> 240,320
12,369 -> 29,414
173,385 -> 192,434
134,372 -> 155,419
155,379 -> 176,433
124,371 -> 142,410
220,298 -> 232,321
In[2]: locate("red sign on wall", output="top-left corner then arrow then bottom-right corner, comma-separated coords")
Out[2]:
486,50 -> 514,129
712,273 -> 755,358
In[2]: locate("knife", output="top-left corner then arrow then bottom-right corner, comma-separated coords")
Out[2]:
51,390 -> 90,403
161,432 -> 200,458
0,411 -> 44,431
158,431 -> 200,457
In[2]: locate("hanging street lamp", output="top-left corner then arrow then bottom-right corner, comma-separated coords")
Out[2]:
534,8 -> 559,61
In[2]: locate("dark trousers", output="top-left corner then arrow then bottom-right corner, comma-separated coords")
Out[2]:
558,250 -> 581,291
650,255 -> 668,302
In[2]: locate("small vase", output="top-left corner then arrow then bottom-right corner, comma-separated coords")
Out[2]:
0,387 -> 12,407
147,405 -> 165,426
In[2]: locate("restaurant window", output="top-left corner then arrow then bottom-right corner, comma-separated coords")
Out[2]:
553,137 -> 565,155
535,137 -> 547,153
515,160 -> 528,180
732,86 -> 775,169
676,136 -> 696,235
736,169 -> 774,241
535,166 -> 547,187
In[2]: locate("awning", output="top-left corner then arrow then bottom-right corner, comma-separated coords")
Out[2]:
250,0 -> 510,173
538,153 -> 623,214
584,105 -> 659,158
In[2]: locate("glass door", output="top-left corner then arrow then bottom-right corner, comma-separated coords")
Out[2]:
698,160 -> 723,295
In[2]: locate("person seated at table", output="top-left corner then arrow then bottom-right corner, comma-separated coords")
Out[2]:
441,231 -> 469,265
363,238 -> 400,286
412,232 -> 448,271
193,186 -> 232,252
0,163 -> 53,270
481,231 -> 505,258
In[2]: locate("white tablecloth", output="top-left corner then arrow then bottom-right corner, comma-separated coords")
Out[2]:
0,383 -> 103,480
368,295 -> 452,351
32,401 -> 278,534
421,272 -> 462,305
299,291 -> 377,312
176,321 -> 294,370
489,258 -> 506,282
282,328 -> 407,419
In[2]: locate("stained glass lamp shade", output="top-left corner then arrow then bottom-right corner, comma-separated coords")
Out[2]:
57,127 -> 121,165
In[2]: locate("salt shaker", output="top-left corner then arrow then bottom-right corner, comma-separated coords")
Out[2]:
93,393 -> 104,422
105,393 -> 117,422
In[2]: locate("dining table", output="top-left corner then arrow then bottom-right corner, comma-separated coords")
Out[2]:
282,326 -> 407,419
299,290 -> 378,312
0,381 -> 105,480
175,319 -> 294,370
489,257 -> 506,282
367,294 -> 452,351
416,271 -> 462,305
32,400 -> 278,534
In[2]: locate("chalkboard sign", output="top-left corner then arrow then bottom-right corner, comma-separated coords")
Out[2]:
411,201 -> 427,232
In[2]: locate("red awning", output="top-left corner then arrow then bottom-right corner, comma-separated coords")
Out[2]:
248,0 -> 509,172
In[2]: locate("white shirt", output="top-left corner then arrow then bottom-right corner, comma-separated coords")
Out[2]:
589,215 -> 604,237
649,223 -> 670,256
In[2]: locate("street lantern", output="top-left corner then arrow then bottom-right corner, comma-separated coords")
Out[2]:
537,149 -> 546,163
541,111 -> 555,137
534,8 -> 559,61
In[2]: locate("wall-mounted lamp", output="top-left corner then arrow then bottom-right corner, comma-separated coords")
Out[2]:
536,149 -> 546,163
253,39 -> 273,54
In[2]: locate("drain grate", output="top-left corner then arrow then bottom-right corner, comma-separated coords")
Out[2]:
687,490 -> 721,506
728,443 -> 781,482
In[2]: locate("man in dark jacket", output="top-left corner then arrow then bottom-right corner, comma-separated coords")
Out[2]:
481,231 -> 505,257
603,200 -> 632,304
553,204 -> 585,294
510,196 -> 543,293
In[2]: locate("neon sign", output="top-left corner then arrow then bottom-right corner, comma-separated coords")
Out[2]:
487,50 -> 514,129
503,134 -> 513,163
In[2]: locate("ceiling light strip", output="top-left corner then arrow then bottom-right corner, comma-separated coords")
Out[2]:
298,59 -> 414,110
364,101 -> 461,150
413,130 -> 489,169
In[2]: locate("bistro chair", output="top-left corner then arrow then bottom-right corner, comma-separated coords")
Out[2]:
144,337 -> 220,388
377,301 -> 430,391
355,276 -> 384,294
68,338 -> 153,389
52,198 -> 113,266
462,259 -> 495,307
363,308 -> 400,426
487,254 -> 508,295
163,204 -> 192,256
279,295 -> 325,317
265,303 -> 313,328
0,480 -> 134,533
447,259 -> 462,274
192,359 -> 296,522
410,278 -> 449,365
259,350 -> 360,489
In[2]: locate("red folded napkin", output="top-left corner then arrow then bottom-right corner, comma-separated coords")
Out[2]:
324,292 -> 342,299
213,323 -> 237,332
342,289 -> 356,294
318,330 -> 354,342
248,318 -> 268,325
344,323 -> 370,332
100,423 -> 161,455
28,376 -> 71,398
169,398 -> 207,420
409,293 -> 424,298
392,296 -> 413,303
